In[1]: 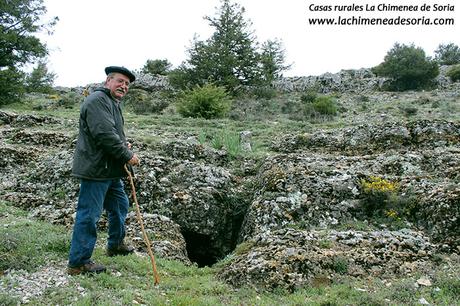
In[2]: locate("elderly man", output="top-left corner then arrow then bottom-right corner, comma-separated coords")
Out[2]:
68,66 -> 140,275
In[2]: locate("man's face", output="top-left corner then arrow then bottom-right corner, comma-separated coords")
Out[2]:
106,73 -> 130,100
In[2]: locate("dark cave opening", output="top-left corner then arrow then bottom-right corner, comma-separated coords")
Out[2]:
182,231 -> 220,267
179,192 -> 250,267
181,208 -> 247,267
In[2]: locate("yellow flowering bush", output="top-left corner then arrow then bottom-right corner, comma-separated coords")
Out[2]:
46,94 -> 60,100
360,176 -> 399,218
361,176 -> 398,193
385,209 -> 399,219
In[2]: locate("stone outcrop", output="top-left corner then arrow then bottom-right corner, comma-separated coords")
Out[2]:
0,112 -> 248,266
271,120 -> 460,154
273,68 -> 385,93
56,65 -> 457,98
1,81 -> 459,291
243,120 -> 460,247
218,228 -> 435,291
131,74 -> 171,91
272,65 -> 455,93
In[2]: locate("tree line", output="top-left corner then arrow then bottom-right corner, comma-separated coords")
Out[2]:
1,0 -> 460,107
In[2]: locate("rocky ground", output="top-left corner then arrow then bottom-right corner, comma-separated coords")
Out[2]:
221,119 -> 460,290
1,71 -> 460,298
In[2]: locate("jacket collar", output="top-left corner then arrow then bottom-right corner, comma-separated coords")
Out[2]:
95,87 -> 120,102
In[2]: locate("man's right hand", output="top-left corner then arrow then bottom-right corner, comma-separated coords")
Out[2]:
127,154 -> 140,166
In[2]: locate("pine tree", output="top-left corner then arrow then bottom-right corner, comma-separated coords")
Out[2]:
0,0 -> 57,104
260,39 -> 290,84
25,60 -> 56,93
171,0 -> 289,94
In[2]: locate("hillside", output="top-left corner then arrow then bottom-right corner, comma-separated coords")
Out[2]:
0,69 -> 459,305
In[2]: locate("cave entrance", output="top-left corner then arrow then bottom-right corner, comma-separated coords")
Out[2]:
182,231 -> 220,267
181,208 -> 247,267
179,194 -> 249,267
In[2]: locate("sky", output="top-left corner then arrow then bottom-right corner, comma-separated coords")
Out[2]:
39,0 -> 459,87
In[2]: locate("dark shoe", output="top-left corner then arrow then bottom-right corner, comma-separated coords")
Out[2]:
107,242 -> 135,257
67,260 -> 106,276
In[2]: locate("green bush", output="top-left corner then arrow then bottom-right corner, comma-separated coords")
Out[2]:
330,256 -> 348,274
446,65 -> 460,82
281,99 -> 301,115
373,43 -> 439,91
302,95 -> 338,120
356,94 -> 370,103
360,176 -> 399,218
359,176 -> 419,228
132,99 -> 169,114
177,84 -> 232,119
437,277 -> 460,298
0,293 -> 19,306
58,92 -> 82,108
313,96 -> 338,115
300,91 -> 317,104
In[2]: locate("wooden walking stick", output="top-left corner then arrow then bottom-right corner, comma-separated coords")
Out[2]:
124,164 -> 160,285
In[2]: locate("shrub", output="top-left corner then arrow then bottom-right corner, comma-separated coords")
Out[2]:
302,95 -> 338,120
0,293 -> 20,305
233,241 -> 255,255
389,281 -> 417,304
129,98 -> 169,115
360,176 -> 399,218
373,43 -> 439,91
318,239 -> 333,249
330,256 -> 348,274
437,277 -> 460,298
124,88 -> 149,104
281,99 -> 300,115
435,43 -> 460,65
359,177 -> 418,228
177,84 -> 232,119
313,96 -> 338,115
356,95 -> 370,111
446,65 -> 460,82
58,92 -> 82,108
300,91 -> 317,104
431,100 -> 441,108
356,94 -> 370,103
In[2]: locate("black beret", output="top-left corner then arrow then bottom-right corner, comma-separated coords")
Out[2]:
104,66 -> 136,83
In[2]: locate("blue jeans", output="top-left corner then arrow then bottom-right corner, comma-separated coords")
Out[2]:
68,179 -> 129,267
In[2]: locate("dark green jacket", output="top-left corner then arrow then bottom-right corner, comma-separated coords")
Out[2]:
72,87 -> 133,180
